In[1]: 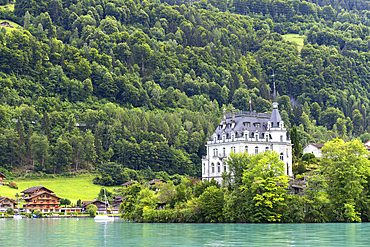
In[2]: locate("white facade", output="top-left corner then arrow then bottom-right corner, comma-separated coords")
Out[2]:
202,102 -> 293,184
303,143 -> 323,158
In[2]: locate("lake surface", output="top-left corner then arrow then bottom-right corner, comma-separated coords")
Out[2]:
0,218 -> 369,246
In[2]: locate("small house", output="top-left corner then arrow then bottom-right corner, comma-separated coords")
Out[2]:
110,196 -> 125,214
364,140 -> 370,151
82,200 -> 108,214
146,179 -> 167,186
303,143 -> 324,158
121,180 -> 137,187
0,172 -> 6,185
0,21 -> 12,28
0,197 -> 17,212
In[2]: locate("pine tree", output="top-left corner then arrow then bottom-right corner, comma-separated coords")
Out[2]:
290,126 -> 302,162
24,11 -> 30,30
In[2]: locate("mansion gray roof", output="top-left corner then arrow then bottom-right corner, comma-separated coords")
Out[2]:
211,110 -> 283,141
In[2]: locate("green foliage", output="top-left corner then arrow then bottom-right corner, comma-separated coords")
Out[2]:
86,204 -> 97,217
199,185 -> 224,222
6,207 -> 14,215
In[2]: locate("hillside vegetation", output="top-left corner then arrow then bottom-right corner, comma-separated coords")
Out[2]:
0,175 -> 108,202
0,0 -> 370,179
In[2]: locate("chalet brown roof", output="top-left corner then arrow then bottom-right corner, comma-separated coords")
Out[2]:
21,186 -> 54,194
24,191 -> 61,200
121,181 -> 137,186
82,200 -> 107,207
0,197 -> 16,204
0,172 -> 6,178
146,179 -> 167,185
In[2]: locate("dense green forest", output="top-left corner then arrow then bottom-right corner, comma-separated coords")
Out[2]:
118,139 -> 370,223
1,0 -> 370,179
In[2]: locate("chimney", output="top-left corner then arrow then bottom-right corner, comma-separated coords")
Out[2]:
231,107 -> 235,129
222,108 -> 226,129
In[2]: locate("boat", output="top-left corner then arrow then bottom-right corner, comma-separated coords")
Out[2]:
13,196 -> 22,220
94,189 -> 114,222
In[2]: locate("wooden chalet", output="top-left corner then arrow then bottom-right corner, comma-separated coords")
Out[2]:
121,180 -> 137,187
82,200 -> 108,214
21,186 -> 61,213
0,197 -> 17,212
110,196 -> 125,213
146,179 -> 167,185
0,21 -> 12,28
0,172 -> 6,185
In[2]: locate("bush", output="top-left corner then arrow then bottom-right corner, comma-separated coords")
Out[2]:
6,207 -> 14,215
9,182 -> 18,189
86,204 -> 97,216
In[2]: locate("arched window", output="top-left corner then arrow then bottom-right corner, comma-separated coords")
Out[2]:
245,146 -> 248,153
255,147 -> 258,154
217,162 -> 220,173
265,147 -> 269,152
223,147 -> 226,156
232,135 -> 234,141
224,165 -> 227,172
280,153 -> 284,160
211,163 -> 215,173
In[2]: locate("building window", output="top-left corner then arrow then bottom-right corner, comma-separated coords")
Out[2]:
265,147 -> 269,152
224,165 -> 227,172
223,147 -> 226,156
245,146 -> 248,153
223,135 -> 225,142
214,137 -> 216,143
256,135 -> 259,141
280,135 -> 283,142
211,163 -> 215,173
217,163 -> 220,173
213,149 -> 216,157
280,153 -> 284,160
203,164 -> 205,174
266,136 -> 268,142
255,147 -> 258,154
216,149 -> 218,157
232,135 -> 234,141
245,134 -> 248,140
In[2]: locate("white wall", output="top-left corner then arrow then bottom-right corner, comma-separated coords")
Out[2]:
303,145 -> 322,158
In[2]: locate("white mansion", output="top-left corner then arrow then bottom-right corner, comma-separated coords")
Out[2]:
202,99 -> 293,184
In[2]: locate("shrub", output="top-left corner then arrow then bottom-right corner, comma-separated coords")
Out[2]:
86,204 -> 97,216
6,207 -> 14,215
9,182 -> 18,189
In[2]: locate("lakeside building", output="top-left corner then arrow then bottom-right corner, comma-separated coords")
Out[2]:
21,186 -> 61,213
202,93 -> 293,184
0,197 -> 17,212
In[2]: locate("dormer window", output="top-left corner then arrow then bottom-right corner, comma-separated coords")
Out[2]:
214,137 -> 216,143
232,135 -> 234,141
244,122 -> 251,127
223,135 -> 225,142
256,134 -> 259,141
254,123 -> 260,128
245,134 -> 248,140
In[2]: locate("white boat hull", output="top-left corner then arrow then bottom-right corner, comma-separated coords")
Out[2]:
13,215 -> 22,220
94,215 -> 114,222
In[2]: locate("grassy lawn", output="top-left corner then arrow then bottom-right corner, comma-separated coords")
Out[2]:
0,175 -> 116,203
0,4 -> 14,12
282,34 -> 305,51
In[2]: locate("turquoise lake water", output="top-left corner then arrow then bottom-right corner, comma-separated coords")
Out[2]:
0,218 -> 369,246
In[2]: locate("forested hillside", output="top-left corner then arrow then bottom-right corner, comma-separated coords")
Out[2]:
1,0 -> 370,179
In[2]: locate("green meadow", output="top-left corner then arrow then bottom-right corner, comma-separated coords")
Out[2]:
282,34 -> 305,51
0,175 -> 115,203
0,4 -> 14,12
